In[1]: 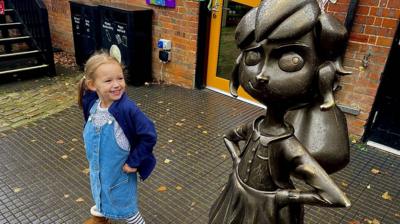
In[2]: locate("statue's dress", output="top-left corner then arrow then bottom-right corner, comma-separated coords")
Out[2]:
209,117 -> 303,224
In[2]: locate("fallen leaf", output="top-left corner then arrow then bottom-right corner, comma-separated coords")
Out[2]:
202,130 -> 208,134
221,154 -> 227,159
82,168 -> 90,175
69,148 -> 75,152
71,138 -> 78,142
157,186 -> 167,192
394,213 -> 400,218
191,202 -> 196,207
56,140 -> 64,144
187,153 -> 192,156
75,197 -> 84,202
347,220 -> 360,224
164,159 -> 171,164
64,194 -> 70,198
363,218 -> 380,224
61,155 -> 68,160
176,185 -> 182,190
168,139 -> 174,143
382,191 -> 392,200
341,182 -> 349,187
371,168 -> 380,174
166,109 -> 170,111
197,125 -> 203,129
13,187 -> 22,193
175,122 -> 184,126
366,184 -> 371,189
158,101 -> 164,104
181,119 -> 186,122
31,139 -> 37,142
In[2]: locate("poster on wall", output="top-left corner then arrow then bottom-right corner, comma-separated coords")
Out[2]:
146,0 -> 175,8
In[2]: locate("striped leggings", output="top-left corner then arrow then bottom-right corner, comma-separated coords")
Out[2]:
91,206 -> 145,224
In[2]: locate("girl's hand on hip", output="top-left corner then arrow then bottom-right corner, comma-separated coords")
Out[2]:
123,163 -> 137,173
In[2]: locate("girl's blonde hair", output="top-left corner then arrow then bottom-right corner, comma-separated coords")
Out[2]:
77,51 -> 121,108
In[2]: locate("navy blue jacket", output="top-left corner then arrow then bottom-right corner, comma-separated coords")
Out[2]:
82,91 -> 157,180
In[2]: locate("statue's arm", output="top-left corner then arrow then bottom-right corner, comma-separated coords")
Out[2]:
224,122 -> 251,143
277,138 -> 351,208
223,122 -> 251,163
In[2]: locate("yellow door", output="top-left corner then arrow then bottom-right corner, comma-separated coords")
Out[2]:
206,0 -> 260,100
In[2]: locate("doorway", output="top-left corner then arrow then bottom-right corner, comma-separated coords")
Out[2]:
206,0 -> 259,100
365,24 -> 400,150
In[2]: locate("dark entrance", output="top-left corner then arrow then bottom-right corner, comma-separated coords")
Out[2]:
365,24 -> 400,150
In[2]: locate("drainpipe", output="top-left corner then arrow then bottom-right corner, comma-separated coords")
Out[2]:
335,0 -> 362,117
344,0 -> 359,42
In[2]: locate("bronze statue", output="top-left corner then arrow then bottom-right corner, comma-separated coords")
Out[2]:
209,0 -> 351,223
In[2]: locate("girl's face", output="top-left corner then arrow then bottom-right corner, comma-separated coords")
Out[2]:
87,62 -> 126,108
239,32 -> 317,108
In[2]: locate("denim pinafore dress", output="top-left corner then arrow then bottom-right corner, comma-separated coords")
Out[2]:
83,101 -> 138,219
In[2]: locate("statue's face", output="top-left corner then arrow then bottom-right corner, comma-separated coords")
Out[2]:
239,32 -> 317,107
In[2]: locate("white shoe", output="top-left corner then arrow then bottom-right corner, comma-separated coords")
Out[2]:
90,205 -> 104,217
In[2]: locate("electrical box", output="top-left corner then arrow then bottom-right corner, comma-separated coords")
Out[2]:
157,39 -> 171,50
159,50 -> 171,62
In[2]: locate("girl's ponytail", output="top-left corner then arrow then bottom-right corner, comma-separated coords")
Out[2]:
77,76 -> 87,108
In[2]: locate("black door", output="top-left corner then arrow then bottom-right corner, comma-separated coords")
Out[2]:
366,24 -> 400,149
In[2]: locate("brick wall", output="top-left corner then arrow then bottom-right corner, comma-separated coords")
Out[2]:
43,0 -> 199,88
326,0 -> 399,137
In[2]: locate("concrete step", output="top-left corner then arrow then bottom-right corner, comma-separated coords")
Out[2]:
0,36 -> 31,44
4,9 -> 15,13
0,50 -> 40,60
0,22 -> 23,29
0,64 -> 48,75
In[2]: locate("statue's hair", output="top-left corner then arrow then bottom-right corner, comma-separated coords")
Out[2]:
235,0 -> 320,48
235,0 -> 347,57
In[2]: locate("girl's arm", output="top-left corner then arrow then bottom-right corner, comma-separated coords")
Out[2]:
125,108 -> 157,168
277,138 -> 351,208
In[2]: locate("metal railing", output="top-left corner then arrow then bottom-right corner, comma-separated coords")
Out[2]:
6,0 -> 55,75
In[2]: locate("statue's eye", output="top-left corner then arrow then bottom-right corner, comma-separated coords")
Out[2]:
278,52 -> 304,72
245,50 -> 262,66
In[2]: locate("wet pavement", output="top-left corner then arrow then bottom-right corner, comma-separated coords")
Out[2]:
0,75 -> 399,223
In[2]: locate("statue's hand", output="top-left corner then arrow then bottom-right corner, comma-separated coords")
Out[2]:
276,190 -> 300,207
276,190 -> 290,207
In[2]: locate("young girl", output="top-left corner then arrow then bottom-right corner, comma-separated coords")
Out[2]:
78,52 -> 157,224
